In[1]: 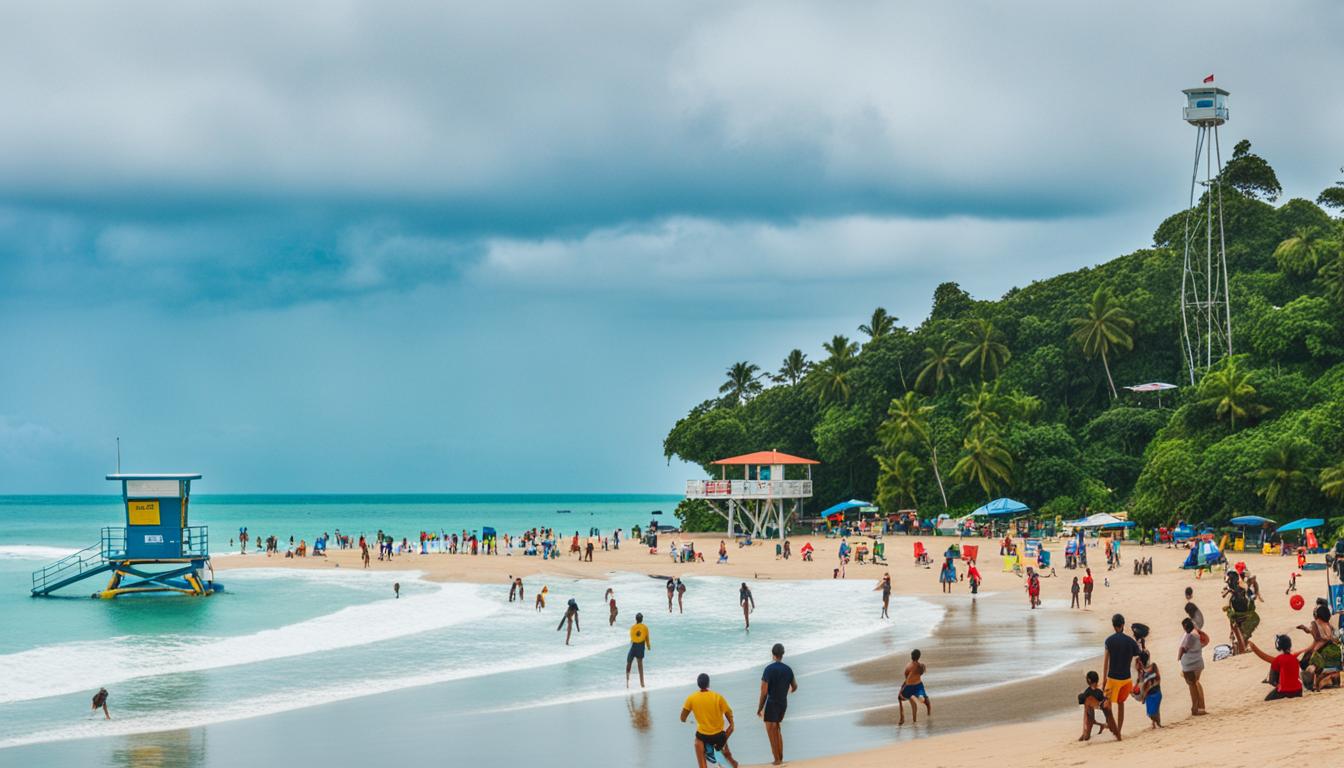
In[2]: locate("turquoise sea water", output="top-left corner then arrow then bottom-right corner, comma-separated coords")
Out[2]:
0,495 -> 1097,766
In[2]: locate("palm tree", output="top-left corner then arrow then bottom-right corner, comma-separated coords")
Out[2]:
877,391 -> 949,507
1004,391 -> 1042,423
959,383 -> 1006,439
1195,356 -> 1267,430
813,335 -> 860,404
914,339 -> 958,393
1273,227 -> 1336,276
1069,287 -> 1135,399
952,432 -> 1014,500
951,319 -> 1011,381
858,307 -> 896,342
1320,254 -> 1344,305
772,349 -> 809,385
876,451 -> 923,511
718,361 -> 762,405
1321,459 -> 1344,501
1248,441 -> 1311,514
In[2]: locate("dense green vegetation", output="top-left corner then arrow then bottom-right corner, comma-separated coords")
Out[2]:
665,144 -> 1344,535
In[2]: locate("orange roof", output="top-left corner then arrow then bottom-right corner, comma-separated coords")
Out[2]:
712,450 -> 819,466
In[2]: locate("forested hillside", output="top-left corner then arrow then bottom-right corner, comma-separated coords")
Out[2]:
665,142 -> 1344,533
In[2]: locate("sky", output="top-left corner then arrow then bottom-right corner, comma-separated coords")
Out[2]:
1,1 -> 1342,493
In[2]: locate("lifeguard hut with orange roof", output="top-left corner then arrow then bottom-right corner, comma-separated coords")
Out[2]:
684,450 -> 817,540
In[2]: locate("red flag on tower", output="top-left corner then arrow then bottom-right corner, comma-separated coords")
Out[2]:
1203,74 -> 1215,83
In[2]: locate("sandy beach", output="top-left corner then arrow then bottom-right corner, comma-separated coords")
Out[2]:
213,531 -> 1344,767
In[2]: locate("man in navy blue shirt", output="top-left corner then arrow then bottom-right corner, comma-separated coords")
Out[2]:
757,643 -> 797,766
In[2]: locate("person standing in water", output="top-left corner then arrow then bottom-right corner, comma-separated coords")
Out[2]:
897,649 -> 931,724
667,577 -> 676,613
757,643 -> 796,766
91,687 -> 110,719
739,582 -> 755,630
535,585 -> 547,611
609,593 -> 619,627
876,573 -> 892,618
393,582 -> 400,599
626,612 -> 651,688
515,577 -> 524,604
557,598 -> 581,645
508,576 -> 518,603
676,578 -> 687,614
681,673 -> 738,768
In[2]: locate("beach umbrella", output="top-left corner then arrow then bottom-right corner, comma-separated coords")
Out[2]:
1275,518 -> 1325,534
1229,515 -> 1276,527
969,498 -> 1031,518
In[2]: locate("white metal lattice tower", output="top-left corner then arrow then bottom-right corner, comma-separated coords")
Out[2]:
1179,82 -> 1233,384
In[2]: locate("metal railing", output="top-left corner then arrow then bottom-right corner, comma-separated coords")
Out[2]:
685,479 -> 812,499
31,540 -> 107,594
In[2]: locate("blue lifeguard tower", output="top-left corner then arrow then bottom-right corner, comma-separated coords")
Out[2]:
31,473 -> 221,598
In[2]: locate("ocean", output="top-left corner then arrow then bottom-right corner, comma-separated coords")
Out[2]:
0,495 -> 1097,767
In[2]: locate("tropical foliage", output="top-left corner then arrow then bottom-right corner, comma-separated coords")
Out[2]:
665,144 -> 1344,532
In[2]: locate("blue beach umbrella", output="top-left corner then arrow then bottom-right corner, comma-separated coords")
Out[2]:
1275,518 -> 1324,534
970,498 -> 1031,518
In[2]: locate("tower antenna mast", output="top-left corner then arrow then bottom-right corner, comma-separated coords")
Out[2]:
1179,77 -> 1233,384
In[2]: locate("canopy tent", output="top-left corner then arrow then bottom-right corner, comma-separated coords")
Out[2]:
1182,538 -> 1223,569
970,498 -> 1031,518
1172,523 -> 1197,541
1230,515 -> 1276,527
1066,512 -> 1125,529
820,499 -> 875,523
1124,381 -> 1178,407
1276,518 -> 1325,534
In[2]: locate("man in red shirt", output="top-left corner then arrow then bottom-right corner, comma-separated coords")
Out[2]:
1249,635 -> 1303,700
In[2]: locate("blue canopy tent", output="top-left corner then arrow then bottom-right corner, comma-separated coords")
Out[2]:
1182,538 -> 1223,570
1230,515 -> 1275,549
971,498 -> 1031,518
820,500 -> 875,534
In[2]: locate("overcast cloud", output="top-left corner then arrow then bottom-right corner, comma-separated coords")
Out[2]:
0,1 -> 1340,492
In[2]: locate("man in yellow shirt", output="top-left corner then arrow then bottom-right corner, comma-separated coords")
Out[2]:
626,613 -> 651,688
680,673 -> 738,768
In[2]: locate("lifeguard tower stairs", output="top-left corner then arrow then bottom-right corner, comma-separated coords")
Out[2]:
31,473 -> 221,598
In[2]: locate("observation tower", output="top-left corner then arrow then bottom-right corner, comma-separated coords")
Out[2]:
684,450 -> 816,540
1179,79 -> 1233,384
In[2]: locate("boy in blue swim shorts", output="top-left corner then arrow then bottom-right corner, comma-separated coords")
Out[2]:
1134,650 -> 1162,728
898,649 -> 931,724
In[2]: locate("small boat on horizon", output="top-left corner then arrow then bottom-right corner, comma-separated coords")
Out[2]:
555,509 -> 572,514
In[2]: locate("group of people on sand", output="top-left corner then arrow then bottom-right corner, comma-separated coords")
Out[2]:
1080,579 -> 1342,745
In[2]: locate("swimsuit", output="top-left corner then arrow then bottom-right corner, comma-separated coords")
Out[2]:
899,682 -> 926,699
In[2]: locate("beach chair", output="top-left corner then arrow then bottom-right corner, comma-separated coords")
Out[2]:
913,541 -> 930,566
872,541 -> 887,564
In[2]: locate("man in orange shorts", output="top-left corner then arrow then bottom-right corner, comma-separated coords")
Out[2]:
1101,612 -> 1141,736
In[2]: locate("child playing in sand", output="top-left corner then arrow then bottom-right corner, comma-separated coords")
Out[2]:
1078,671 -> 1120,741
897,650 -> 931,724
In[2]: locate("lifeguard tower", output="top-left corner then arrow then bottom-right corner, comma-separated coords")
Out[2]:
685,450 -> 817,540
1178,80 -> 1233,384
31,473 -> 220,598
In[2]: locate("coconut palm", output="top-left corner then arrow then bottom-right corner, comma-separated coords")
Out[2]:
1321,459 -> 1344,501
1195,356 -> 1267,430
772,349 -> 810,385
718,361 -> 762,405
876,451 -> 923,511
914,339 -> 959,393
1273,227 -> 1336,276
1069,287 -> 1135,399
952,432 -> 1014,500
951,319 -> 1011,381
858,307 -> 896,342
877,391 -> 949,507
1320,254 -> 1344,305
1248,440 -> 1311,514
959,383 -> 1007,439
813,335 -> 860,404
